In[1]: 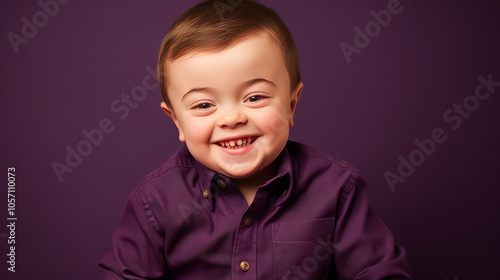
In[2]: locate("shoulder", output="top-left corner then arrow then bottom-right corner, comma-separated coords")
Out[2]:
286,140 -> 360,192
287,140 -> 359,175
134,144 -> 196,198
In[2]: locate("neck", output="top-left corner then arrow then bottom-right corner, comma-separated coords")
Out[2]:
230,160 -> 279,206
231,160 -> 278,189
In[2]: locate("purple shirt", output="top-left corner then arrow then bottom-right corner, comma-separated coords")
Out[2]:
99,141 -> 411,279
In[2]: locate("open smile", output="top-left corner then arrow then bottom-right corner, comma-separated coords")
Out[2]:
216,136 -> 258,150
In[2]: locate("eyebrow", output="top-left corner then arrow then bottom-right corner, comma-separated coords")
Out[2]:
181,78 -> 276,101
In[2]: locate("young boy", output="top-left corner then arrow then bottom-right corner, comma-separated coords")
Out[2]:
99,1 -> 411,279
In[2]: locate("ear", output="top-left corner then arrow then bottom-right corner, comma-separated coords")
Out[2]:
161,102 -> 185,142
289,82 -> 303,128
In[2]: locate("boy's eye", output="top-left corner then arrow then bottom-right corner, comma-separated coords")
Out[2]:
193,103 -> 214,109
247,95 -> 265,102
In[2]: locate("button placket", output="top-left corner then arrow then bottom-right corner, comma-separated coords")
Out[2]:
232,210 -> 260,278
233,224 -> 256,277
231,180 -> 272,279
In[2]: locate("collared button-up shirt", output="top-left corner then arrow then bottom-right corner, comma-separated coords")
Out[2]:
99,141 -> 411,279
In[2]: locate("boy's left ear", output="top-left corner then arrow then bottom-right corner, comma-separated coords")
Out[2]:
289,82 -> 303,128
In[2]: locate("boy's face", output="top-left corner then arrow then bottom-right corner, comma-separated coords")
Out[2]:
161,32 -> 302,180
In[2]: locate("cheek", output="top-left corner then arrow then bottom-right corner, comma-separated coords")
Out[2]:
255,106 -> 290,137
181,117 -> 213,143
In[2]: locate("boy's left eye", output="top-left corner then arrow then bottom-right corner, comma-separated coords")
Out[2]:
247,95 -> 265,102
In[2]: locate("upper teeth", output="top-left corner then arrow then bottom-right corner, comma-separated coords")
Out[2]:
219,137 -> 253,147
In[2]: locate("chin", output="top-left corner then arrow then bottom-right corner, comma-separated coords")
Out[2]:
221,170 -> 254,179
219,165 -> 260,179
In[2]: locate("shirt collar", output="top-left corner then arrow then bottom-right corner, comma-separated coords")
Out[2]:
188,142 -> 294,210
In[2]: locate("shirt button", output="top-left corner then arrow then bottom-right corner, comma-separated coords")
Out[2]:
202,189 -> 209,198
217,178 -> 226,187
243,216 -> 253,226
239,261 -> 250,272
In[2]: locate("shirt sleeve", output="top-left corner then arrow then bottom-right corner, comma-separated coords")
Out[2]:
332,174 -> 412,279
98,189 -> 169,280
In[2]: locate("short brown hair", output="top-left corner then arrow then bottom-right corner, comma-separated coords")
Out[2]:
157,0 -> 301,109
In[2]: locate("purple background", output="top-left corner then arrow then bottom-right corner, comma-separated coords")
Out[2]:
1,0 -> 499,279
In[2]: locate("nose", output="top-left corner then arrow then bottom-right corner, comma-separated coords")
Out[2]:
216,108 -> 247,128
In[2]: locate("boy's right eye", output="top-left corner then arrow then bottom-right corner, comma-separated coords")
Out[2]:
192,103 -> 214,109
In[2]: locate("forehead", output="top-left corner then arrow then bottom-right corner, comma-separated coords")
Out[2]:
166,32 -> 290,97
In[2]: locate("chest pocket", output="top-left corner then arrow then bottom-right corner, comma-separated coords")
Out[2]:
272,217 -> 335,280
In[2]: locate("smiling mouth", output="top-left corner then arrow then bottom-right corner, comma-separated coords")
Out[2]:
216,136 -> 257,149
